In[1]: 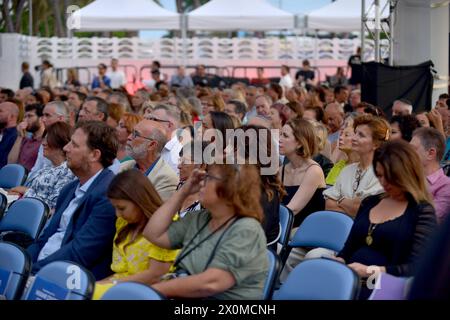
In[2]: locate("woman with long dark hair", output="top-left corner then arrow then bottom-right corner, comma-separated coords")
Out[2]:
335,140 -> 437,299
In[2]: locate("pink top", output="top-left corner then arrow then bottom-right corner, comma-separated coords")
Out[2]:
427,168 -> 450,224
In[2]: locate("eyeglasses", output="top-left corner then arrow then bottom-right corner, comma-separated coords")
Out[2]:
131,130 -> 154,141
145,115 -> 171,124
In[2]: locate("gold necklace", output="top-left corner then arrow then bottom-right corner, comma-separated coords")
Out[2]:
366,223 -> 377,246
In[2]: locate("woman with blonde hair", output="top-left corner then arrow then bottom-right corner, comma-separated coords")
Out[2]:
144,164 -> 269,299
176,96 -> 194,126
200,93 -> 225,116
116,113 -> 143,162
335,140 -> 437,299
311,121 -> 334,177
324,115 -> 389,217
65,68 -> 80,87
94,170 -> 179,299
326,125 -> 360,185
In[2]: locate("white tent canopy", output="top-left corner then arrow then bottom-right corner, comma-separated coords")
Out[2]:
187,0 -> 295,31
306,0 -> 389,32
73,0 -> 180,31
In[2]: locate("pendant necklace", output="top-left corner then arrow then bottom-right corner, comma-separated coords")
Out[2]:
366,223 -> 377,246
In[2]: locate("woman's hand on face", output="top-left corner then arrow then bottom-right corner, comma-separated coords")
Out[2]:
181,168 -> 206,196
428,108 -> 443,126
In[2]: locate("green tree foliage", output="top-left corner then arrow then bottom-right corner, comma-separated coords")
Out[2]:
0,0 -> 211,37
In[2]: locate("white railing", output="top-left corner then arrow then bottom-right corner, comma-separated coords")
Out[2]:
27,36 -> 388,61
0,33 -> 389,90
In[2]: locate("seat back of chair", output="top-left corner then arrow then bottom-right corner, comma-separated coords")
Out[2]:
101,281 -> 165,300
0,198 -> 49,240
262,249 -> 280,300
0,164 -> 27,189
289,210 -> 353,253
23,261 -> 95,300
273,258 -> 359,300
278,205 -> 294,248
0,241 -> 31,300
0,193 -> 7,220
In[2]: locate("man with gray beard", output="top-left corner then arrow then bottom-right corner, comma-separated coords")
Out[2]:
120,119 -> 178,201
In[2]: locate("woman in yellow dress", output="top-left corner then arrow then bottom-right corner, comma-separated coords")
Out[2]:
93,169 -> 179,299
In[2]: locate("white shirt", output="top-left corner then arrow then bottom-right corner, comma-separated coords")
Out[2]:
279,74 -> 294,90
323,163 -> 383,201
161,135 -> 182,175
108,158 -> 121,175
107,70 -> 126,89
142,79 -> 155,90
37,169 -> 103,261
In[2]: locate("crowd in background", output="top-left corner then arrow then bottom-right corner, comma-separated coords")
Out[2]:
0,54 -> 449,300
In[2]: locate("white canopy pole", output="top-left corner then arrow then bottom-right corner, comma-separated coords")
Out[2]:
361,0 -> 366,63
181,13 -> 187,67
374,0 -> 381,62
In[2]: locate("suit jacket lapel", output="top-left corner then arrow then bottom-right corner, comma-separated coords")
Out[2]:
61,169 -> 108,244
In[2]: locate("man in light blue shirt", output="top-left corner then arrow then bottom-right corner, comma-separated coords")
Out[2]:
170,66 -> 194,88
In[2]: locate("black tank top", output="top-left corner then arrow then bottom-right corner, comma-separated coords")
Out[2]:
281,164 -> 326,228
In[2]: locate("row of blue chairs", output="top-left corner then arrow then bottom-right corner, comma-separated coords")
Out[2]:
267,206 -> 357,299
0,238 -> 411,300
267,206 -> 413,300
0,241 -> 163,300
0,198 -> 401,300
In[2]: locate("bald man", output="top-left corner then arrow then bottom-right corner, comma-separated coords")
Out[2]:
325,102 -> 344,141
0,102 -> 19,168
120,119 -> 179,201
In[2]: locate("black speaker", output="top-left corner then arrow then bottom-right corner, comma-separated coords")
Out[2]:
361,60 -> 434,117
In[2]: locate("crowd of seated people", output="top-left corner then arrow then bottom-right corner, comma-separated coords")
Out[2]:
1,58 -> 450,300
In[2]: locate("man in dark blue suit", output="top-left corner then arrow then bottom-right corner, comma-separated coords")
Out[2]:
27,121 -> 118,280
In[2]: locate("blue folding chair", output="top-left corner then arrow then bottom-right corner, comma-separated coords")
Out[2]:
262,249 -> 280,300
0,241 -> 31,300
0,164 -> 27,189
280,210 -> 353,266
278,205 -> 294,250
0,198 -> 49,248
0,193 -> 7,220
101,281 -> 165,300
273,258 -> 360,300
23,261 -> 95,300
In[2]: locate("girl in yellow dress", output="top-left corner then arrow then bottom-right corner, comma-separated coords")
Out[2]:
93,169 -> 179,299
